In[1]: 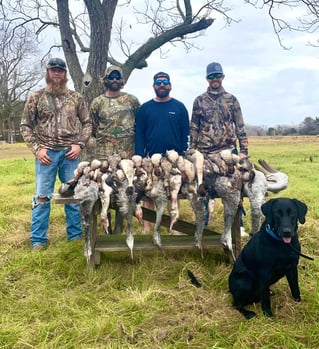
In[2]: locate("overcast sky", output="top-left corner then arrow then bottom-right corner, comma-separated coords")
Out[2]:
41,1 -> 319,128
123,2 -> 319,128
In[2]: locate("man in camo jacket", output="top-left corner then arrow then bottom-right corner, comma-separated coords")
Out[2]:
190,62 -> 249,236
190,62 -> 248,158
20,57 -> 92,249
90,65 -> 140,160
90,65 -> 140,234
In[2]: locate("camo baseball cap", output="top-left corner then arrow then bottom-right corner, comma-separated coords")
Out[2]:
206,62 -> 223,77
46,58 -> 67,71
103,65 -> 123,79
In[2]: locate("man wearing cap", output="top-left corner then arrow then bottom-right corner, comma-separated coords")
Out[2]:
90,65 -> 140,234
20,57 -> 92,250
190,61 -> 248,236
135,72 -> 190,234
135,72 -> 189,157
190,62 -> 248,158
90,65 -> 140,160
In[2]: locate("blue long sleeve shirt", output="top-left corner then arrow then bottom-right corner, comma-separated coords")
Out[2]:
134,98 -> 190,157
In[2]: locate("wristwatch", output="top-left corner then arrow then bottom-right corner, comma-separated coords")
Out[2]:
78,142 -> 85,150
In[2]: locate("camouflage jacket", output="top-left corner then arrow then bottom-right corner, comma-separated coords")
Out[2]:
20,88 -> 92,155
190,86 -> 248,156
90,92 -> 140,159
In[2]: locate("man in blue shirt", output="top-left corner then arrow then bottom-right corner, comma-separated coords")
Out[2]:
135,72 -> 189,157
134,72 -> 190,233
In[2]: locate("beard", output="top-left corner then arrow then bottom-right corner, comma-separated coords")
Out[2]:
105,80 -> 122,92
209,80 -> 222,90
155,87 -> 171,98
45,72 -> 68,94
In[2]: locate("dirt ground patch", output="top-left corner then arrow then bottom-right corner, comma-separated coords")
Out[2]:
0,143 -> 33,160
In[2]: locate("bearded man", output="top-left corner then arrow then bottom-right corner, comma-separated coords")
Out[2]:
89,65 -> 140,234
190,62 -> 249,237
20,57 -> 92,250
90,65 -> 140,160
134,71 -> 190,234
134,71 -> 189,158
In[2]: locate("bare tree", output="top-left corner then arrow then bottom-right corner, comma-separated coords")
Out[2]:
245,0 -> 319,48
1,0 -> 317,105
0,21 -> 42,142
0,0 -> 236,103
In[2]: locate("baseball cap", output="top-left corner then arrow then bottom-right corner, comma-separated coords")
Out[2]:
46,58 -> 67,71
153,72 -> 170,82
103,65 -> 123,79
206,62 -> 223,77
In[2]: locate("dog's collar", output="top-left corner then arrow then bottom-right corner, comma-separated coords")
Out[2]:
265,225 -> 314,261
265,224 -> 281,241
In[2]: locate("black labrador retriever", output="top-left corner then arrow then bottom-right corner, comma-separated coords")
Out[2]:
228,198 -> 308,319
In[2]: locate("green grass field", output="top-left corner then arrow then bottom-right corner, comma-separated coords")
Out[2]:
0,137 -> 319,349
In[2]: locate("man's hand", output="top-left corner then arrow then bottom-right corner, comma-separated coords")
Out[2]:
239,152 -> 247,159
65,144 -> 82,160
35,148 -> 52,165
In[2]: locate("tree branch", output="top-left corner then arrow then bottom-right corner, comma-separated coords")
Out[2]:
123,17 -> 214,78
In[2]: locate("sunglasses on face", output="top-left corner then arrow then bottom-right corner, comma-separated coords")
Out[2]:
49,67 -> 65,73
107,75 -> 121,80
154,79 -> 170,86
207,73 -> 223,80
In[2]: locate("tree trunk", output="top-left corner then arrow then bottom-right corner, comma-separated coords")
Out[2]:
57,0 -> 118,105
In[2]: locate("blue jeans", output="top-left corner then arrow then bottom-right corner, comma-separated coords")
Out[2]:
30,148 -> 82,247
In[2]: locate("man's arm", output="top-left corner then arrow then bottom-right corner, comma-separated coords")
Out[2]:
77,95 -> 92,145
20,92 -> 42,155
232,97 -> 248,156
189,97 -> 201,149
180,104 -> 190,152
134,106 -> 146,156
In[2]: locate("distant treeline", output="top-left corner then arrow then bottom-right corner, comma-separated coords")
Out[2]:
246,117 -> 319,136
1,115 -> 319,143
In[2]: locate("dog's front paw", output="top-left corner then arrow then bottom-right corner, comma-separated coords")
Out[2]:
244,310 -> 256,320
236,306 -> 256,320
294,296 -> 301,302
